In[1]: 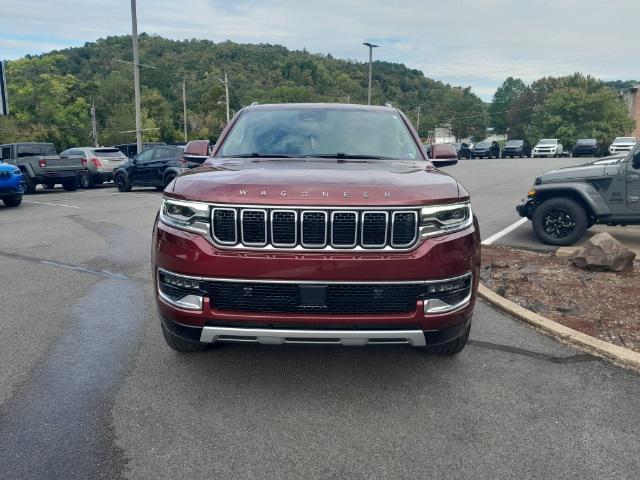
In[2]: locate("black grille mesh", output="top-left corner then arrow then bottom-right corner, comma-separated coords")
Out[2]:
212,209 -> 236,243
302,212 -> 326,246
362,212 -> 387,246
242,210 -> 266,244
204,276 -> 471,314
272,211 -> 296,246
392,212 -> 417,246
331,212 -> 357,246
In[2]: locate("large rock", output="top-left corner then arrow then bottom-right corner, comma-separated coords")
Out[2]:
569,232 -> 636,272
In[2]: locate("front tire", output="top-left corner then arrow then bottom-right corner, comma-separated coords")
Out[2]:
115,173 -> 132,192
3,195 -> 22,207
532,198 -> 588,246
161,324 -> 212,353
24,175 -> 37,194
425,326 -> 470,355
80,172 -> 95,189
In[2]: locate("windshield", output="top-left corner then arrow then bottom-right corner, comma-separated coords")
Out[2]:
475,142 -> 490,148
92,148 -> 126,158
505,140 -> 523,147
538,139 -> 557,145
219,107 -> 422,160
17,144 -> 56,157
613,137 -> 636,144
576,139 -> 596,145
449,143 -> 462,149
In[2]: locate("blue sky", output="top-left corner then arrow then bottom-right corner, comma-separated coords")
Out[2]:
2,0 -> 639,100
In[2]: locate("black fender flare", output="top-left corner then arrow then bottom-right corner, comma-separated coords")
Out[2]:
532,182 -> 611,217
17,163 -> 36,178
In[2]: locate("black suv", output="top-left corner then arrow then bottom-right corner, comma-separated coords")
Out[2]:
448,142 -> 472,159
114,142 -> 210,192
471,141 -> 500,159
501,139 -> 531,158
572,139 -> 600,157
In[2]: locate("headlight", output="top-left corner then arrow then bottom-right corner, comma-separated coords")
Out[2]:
160,198 -> 210,235
13,169 -> 21,176
419,202 -> 473,238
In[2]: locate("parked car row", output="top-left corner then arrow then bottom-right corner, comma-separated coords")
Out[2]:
0,140 -> 212,207
433,136 -> 637,160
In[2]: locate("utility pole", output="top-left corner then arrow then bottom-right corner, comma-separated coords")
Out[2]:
130,0 -> 142,154
182,77 -> 188,142
416,106 -> 421,136
363,42 -> 378,105
224,71 -> 230,123
91,100 -> 98,147
215,71 -> 230,123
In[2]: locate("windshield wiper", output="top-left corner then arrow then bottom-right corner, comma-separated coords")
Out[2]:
227,153 -> 296,158
302,153 -> 393,160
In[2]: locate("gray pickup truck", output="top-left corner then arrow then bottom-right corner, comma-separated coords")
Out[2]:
0,142 -> 86,193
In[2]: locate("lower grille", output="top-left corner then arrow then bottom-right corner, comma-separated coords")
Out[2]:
203,275 -> 472,315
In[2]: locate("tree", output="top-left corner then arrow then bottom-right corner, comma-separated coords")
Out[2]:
489,77 -> 526,134
528,87 -> 634,147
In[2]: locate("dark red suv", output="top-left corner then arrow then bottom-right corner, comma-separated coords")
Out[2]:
152,104 -> 480,354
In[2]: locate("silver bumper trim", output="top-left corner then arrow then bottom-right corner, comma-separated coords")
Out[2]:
199,326 -> 427,346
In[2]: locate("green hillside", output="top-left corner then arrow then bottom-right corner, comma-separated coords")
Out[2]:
0,35 -> 486,149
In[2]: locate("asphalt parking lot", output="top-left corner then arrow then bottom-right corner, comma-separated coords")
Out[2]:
1,158 -> 639,479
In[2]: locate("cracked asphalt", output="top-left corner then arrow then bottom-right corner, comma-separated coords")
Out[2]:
0,158 -> 638,479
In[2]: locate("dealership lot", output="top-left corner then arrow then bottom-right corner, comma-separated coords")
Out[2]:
0,158 -> 639,479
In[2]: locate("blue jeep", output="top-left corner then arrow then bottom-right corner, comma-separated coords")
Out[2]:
0,161 -> 25,207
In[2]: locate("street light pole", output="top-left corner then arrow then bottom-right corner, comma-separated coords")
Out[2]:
363,42 -> 378,105
130,0 -> 142,154
182,77 -> 188,142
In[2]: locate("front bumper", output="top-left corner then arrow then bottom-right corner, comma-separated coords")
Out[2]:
0,178 -> 25,197
161,313 -> 471,347
152,218 -> 480,339
516,199 -> 535,218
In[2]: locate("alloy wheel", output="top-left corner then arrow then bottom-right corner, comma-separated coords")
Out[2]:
542,208 -> 576,238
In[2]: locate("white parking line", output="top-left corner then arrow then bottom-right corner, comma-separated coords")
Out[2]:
23,200 -> 80,209
482,218 -> 528,245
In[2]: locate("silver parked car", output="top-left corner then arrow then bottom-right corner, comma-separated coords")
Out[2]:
59,147 -> 128,188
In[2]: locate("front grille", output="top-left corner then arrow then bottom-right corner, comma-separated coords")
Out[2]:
211,206 -> 419,250
203,275 -> 472,315
0,171 -> 10,179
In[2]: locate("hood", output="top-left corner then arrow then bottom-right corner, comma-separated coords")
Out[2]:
611,141 -> 636,146
168,158 -> 463,206
538,163 -> 608,183
0,162 -> 18,172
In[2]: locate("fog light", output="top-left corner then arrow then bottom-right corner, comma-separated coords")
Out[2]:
158,270 -> 204,311
421,273 -> 472,315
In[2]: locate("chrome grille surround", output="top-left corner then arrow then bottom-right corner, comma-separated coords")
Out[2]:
209,204 -> 420,251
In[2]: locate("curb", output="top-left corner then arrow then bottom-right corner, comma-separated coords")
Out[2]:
478,283 -> 640,373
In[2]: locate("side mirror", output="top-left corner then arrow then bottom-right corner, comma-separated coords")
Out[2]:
632,151 -> 640,169
431,159 -> 458,168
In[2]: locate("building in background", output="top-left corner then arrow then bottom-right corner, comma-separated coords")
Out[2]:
622,85 -> 640,138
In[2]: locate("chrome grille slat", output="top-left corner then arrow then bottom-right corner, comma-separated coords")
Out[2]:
209,205 -> 419,251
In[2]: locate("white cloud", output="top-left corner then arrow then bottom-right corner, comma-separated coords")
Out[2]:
2,0 -> 639,100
